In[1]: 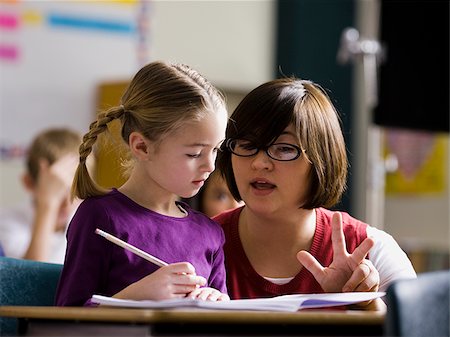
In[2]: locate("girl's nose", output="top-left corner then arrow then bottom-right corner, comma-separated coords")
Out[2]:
203,151 -> 217,173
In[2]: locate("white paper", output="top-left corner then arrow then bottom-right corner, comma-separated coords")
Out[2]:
91,292 -> 385,312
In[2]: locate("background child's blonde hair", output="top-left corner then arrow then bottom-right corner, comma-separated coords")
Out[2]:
26,128 -> 82,183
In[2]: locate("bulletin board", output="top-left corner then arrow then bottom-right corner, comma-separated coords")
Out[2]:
0,1 -> 147,161
95,80 -> 129,189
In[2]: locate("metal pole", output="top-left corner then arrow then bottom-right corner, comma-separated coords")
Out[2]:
337,0 -> 385,228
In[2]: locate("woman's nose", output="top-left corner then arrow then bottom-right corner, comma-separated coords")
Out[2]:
250,150 -> 272,170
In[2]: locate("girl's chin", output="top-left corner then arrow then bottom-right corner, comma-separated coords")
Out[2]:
179,189 -> 200,200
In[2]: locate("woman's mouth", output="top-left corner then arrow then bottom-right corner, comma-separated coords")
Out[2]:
250,180 -> 276,190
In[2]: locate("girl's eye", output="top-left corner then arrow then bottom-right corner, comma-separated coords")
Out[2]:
187,153 -> 201,158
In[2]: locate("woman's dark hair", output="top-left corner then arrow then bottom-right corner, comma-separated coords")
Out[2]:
217,77 -> 348,209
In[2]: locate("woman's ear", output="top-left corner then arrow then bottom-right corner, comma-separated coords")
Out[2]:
129,132 -> 151,160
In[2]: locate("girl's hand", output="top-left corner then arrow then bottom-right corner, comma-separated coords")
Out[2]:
296,212 -> 378,294
187,287 -> 230,301
114,262 -> 207,301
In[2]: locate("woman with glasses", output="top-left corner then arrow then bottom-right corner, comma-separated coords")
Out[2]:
214,77 -> 416,310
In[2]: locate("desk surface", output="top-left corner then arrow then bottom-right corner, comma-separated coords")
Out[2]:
0,305 -> 384,324
0,306 -> 385,336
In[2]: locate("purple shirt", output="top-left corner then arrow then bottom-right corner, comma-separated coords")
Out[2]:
55,189 -> 227,306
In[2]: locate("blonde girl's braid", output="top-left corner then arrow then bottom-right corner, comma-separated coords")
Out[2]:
72,107 -> 125,200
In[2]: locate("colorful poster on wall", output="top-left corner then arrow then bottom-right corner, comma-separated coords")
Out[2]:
0,0 -> 148,160
384,128 -> 448,195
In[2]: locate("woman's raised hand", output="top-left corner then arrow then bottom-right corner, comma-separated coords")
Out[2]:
296,212 -> 379,293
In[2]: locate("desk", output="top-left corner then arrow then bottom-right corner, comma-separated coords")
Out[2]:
0,306 -> 385,336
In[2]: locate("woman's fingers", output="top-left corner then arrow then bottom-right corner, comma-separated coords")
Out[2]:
296,250 -> 325,283
350,237 -> 375,267
330,212 -> 346,258
342,260 -> 379,292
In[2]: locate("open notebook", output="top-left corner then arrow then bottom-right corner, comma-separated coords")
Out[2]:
91,292 -> 385,312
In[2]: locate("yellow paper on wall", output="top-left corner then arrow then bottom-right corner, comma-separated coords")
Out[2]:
384,129 -> 448,195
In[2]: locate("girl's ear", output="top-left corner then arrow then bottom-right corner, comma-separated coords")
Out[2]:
129,132 -> 151,160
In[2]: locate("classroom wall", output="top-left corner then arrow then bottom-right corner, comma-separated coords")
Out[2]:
150,1 -> 276,91
0,0 -> 275,206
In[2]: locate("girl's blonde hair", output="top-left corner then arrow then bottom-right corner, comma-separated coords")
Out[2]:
73,61 -> 226,200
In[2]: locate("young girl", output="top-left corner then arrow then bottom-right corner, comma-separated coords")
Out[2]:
214,77 -> 416,309
55,61 -> 229,306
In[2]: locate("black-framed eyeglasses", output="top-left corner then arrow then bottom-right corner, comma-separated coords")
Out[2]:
225,139 -> 303,161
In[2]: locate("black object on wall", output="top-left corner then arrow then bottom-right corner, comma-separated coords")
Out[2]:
276,0 -> 354,212
374,0 -> 449,133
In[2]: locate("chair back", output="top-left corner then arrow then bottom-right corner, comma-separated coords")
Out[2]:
0,256 -> 63,336
385,269 -> 450,337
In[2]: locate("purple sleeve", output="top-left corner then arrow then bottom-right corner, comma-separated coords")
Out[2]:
207,226 -> 228,294
55,199 -> 111,306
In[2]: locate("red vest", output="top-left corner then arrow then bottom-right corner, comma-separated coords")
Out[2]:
214,207 -> 368,299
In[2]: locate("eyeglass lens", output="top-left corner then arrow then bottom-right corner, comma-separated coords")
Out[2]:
228,139 -> 301,161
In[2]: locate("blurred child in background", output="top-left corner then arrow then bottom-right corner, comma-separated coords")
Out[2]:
0,128 -> 81,263
197,170 -> 243,218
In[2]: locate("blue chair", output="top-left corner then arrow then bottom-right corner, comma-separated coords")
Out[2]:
384,269 -> 450,337
0,256 -> 63,336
